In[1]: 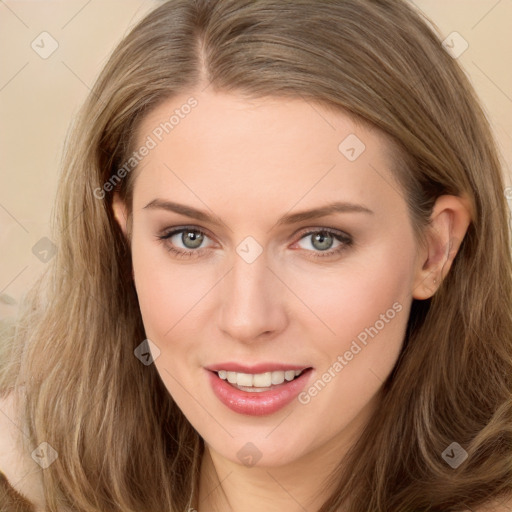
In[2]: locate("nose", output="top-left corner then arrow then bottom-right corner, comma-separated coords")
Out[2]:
217,251 -> 288,344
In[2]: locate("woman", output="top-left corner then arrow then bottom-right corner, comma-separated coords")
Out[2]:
0,0 -> 511,511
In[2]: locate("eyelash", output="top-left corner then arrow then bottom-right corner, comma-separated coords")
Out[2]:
156,226 -> 353,260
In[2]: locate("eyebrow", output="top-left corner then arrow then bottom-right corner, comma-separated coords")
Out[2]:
143,199 -> 374,227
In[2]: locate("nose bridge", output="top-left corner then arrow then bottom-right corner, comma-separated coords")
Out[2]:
218,249 -> 286,341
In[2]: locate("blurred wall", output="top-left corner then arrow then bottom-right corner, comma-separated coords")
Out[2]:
0,0 -> 511,319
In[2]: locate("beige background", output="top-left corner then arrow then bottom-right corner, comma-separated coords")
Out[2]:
1,0 -> 511,319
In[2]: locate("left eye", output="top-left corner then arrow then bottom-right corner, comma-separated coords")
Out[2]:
296,229 -> 350,253
160,228 -> 212,250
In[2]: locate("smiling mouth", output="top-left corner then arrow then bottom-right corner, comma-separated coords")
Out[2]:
215,368 -> 311,392
207,367 -> 314,415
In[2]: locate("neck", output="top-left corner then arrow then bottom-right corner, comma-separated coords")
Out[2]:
194,395 -> 378,512
198,447 -> 336,511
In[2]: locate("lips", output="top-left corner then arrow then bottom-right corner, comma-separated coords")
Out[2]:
206,366 -> 314,416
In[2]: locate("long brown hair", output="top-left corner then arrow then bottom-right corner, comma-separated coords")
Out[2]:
1,1 -> 511,510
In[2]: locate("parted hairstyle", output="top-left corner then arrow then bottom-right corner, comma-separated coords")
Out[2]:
1,0 -> 511,511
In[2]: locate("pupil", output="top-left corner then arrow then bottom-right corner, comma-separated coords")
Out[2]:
183,231 -> 203,249
313,232 -> 333,251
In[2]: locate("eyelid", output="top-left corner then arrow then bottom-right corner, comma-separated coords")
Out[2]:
293,226 -> 351,241
158,225 -> 215,243
291,227 -> 353,255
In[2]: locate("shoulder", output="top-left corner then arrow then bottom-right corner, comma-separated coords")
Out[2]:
470,496 -> 512,511
0,469 -> 36,511
0,391 -> 46,512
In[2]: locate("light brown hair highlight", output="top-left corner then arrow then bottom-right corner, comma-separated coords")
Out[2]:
1,1 -> 511,511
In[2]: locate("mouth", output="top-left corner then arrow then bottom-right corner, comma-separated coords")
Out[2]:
206,366 -> 314,416
214,368 -> 309,392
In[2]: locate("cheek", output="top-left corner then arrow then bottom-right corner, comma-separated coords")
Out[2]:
130,234 -> 210,344
289,239 -> 414,398
294,240 -> 414,334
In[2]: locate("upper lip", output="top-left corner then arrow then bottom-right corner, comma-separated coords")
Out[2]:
205,362 -> 312,374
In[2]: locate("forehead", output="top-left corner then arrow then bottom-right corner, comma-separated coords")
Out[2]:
131,90 -> 404,217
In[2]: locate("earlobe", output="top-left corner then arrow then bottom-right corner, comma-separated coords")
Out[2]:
112,192 -> 129,237
412,194 -> 472,300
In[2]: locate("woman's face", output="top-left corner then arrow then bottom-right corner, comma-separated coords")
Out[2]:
114,90 -> 427,468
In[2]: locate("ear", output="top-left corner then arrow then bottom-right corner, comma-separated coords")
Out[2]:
112,192 -> 129,237
412,194 -> 472,300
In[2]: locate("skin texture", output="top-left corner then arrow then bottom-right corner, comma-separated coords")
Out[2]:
113,90 -> 471,511
0,392 -> 44,512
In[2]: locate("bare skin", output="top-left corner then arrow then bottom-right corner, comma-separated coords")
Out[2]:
0,391 -> 45,512
0,89 -> 508,512
112,89 -> 472,511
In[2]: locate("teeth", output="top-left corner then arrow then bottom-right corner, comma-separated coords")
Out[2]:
271,371 -> 284,385
217,369 -> 305,388
237,372 -> 253,387
285,370 -> 296,381
253,372 -> 272,387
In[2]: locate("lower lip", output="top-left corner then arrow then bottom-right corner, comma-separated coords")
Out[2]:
207,369 -> 313,416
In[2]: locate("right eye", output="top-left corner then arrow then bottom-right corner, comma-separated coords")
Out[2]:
157,226 -> 216,259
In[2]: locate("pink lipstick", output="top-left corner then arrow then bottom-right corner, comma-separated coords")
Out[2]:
205,365 -> 313,416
